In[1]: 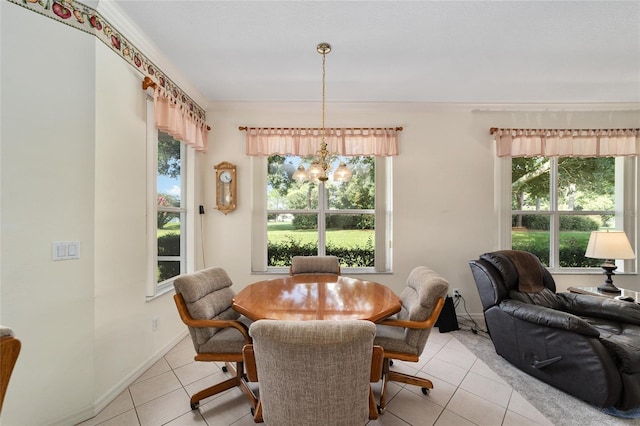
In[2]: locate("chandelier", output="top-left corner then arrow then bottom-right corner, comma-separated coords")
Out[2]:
292,43 -> 352,183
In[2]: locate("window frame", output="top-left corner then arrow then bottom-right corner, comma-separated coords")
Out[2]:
251,156 -> 392,274
146,98 -> 196,298
498,155 -> 637,273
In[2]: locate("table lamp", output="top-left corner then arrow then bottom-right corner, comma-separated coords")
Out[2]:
585,230 -> 635,293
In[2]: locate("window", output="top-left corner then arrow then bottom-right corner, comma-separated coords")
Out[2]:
155,131 -> 187,284
146,98 -> 194,296
252,155 -> 392,273
509,156 -> 636,270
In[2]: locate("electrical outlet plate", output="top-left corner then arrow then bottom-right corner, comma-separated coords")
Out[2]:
453,288 -> 461,297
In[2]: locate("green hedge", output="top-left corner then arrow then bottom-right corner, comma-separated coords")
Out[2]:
513,215 -> 600,231
158,233 -> 180,282
512,237 -> 602,267
268,236 -> 374,267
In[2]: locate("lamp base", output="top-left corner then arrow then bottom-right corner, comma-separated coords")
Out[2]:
597,262 -> 621,293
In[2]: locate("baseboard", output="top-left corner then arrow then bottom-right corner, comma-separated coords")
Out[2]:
52,330 -> 189,426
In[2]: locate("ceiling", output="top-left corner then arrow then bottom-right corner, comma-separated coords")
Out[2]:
112,1 -> 640,105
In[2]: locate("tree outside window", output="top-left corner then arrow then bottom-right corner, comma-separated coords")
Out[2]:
512,157 -> 617,267
267,155 -> 375,268
156,132 -> 185,283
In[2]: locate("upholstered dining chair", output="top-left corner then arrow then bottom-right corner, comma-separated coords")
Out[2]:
289,255 -> 341,275
0,326 -> 21,415
243,319 -> 384,425
373,266 -> 449,412
173,267 -> 258,413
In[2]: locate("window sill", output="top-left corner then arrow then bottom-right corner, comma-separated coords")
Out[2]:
146,281 -> 175,302
549,269 -> 637,276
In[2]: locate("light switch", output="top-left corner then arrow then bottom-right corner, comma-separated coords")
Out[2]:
67,241 -> 79,258
53,242 -> 66,260
52,241 -> 80,261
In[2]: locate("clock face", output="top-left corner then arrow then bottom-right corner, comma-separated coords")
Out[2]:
219,170 -> 232,183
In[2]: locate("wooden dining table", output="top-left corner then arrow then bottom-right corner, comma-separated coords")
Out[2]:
232,274 -> 401,322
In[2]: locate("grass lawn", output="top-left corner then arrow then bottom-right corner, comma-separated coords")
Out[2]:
512,229 -> 603,267
268,222 -> 373,248
158,222 -> 180,237
513,230 -> 592,248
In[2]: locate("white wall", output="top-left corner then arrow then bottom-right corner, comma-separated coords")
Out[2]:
1,3 -> 191,424
1,3 -> 96,424
93,40 -> 187,406
1,1 -> 639,424
204,102 -> 640,308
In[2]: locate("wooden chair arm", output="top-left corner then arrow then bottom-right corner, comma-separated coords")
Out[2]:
1,335 -> 21,414
378,297 -> 446,330
174,294 -> 252,343
242,344 -> 258,382
370,345 -> 384,382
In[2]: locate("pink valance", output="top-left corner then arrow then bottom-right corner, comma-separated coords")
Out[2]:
154,89 -> 209,152
493,128 -> 639,158
244,127 -> 400,157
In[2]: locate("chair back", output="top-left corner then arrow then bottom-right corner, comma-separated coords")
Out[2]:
0,327 -> 21,415
397,267 -> 449,351
247,319 -> 376,426
470,250 -> 559,312
289,255 -> 341,275
174,267 -> 240,352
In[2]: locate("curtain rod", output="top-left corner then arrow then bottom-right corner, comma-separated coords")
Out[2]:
490,127 -> 639,135
239,126 -> 403,131
142,77 -> 211,131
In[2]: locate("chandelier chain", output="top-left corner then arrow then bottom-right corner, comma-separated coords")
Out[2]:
290,42 -> 351,183
321,48 -> 327,150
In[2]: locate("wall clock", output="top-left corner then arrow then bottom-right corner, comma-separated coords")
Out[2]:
214,161 -> 237,214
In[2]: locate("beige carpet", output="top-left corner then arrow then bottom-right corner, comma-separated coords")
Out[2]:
451,328 -> 640,426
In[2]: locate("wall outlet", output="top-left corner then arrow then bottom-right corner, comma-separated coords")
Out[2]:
453,288 -> 461,298
152,317 -> 159,332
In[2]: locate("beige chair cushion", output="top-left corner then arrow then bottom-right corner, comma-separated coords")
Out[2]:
0,327 -> 14,338
290,255 -> 340,275
249,319 -> 375,426
374,266 -> 449,355
174,267 -> 242,352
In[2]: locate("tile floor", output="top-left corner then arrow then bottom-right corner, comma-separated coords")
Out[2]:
77,330 -> 553,426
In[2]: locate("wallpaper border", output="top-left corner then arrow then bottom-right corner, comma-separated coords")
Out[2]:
7,0 -> 207,122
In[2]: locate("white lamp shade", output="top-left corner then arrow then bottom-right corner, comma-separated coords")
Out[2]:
292,164 -> 308,182
585,231 -> 635,260
333,162 -> 352,182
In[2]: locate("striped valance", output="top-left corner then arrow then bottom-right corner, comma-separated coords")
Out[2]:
243,127 -> 401,157
492,128 -> 639,158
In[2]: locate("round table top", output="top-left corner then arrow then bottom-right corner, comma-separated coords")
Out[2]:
232,274 -> 401,322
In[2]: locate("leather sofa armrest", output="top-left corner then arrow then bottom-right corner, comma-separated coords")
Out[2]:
500,300 -> 599,337
558,293 -> 640,325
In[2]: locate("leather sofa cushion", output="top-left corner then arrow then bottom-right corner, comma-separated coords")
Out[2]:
588,318 -> 640,374
509,287 -> 563,310
559,293 -> 640,326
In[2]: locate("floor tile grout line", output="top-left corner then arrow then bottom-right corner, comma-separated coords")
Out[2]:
84,335 -> 550,426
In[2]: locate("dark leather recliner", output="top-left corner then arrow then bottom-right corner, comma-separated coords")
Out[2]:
469,250 -> 640,411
